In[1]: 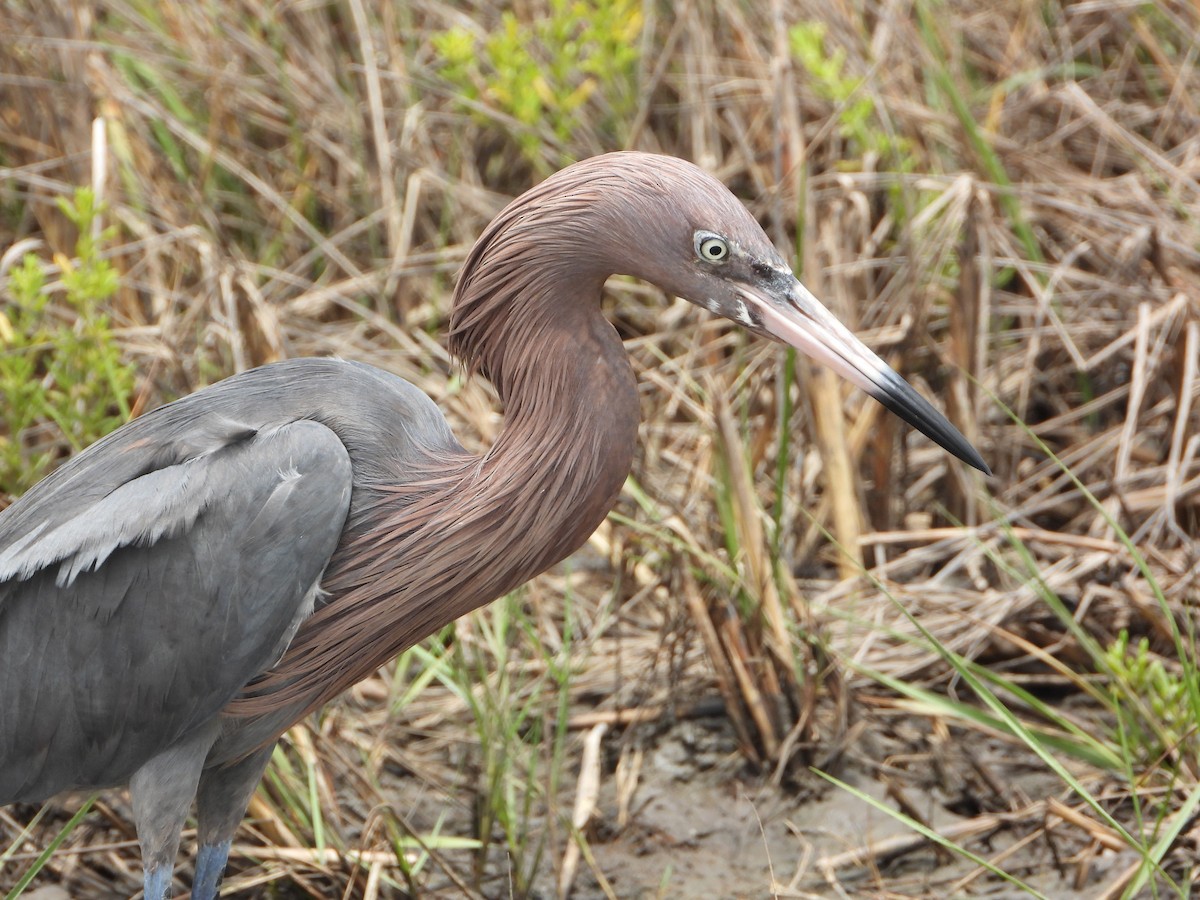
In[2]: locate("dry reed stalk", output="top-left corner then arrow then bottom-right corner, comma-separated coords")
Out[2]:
805,364 -> 865,578
947,185 -> 986,525
557,722 -> 606,899
713,397 -> 796,666
681,566 -> 759,761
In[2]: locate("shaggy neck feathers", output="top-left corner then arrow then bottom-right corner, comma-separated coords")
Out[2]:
227,188 -> 639,719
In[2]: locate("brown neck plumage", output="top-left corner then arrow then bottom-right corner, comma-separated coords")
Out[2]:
226,227 -> 639,719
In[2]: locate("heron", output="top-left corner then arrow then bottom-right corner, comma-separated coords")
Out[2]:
0,152 -> 988,899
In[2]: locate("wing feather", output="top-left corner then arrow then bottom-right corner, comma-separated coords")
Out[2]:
0,460 -> 221,587
0,420 -> 352,802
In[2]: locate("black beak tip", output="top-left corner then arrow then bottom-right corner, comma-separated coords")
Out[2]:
871,372 -> 991,477
958,445 -> 992,478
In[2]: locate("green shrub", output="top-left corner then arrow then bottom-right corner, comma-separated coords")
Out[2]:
790,21 -> 911,171
433,0 -> 642,168
0,188 -> 135,495
1104,630 -> 1198,767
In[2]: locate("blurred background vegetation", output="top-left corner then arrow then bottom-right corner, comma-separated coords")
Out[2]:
1,0 -> 1198,897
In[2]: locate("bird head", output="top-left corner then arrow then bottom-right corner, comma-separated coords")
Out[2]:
578,152 -> 990,475
452,151 -> 988,475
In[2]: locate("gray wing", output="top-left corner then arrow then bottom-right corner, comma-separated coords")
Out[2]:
0,419 -> 352,802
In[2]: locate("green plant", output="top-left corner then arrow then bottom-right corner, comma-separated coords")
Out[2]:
790,21 -> 911,171
0,188 -> 135,496
437,590 -> 576,896
433,0 -> 642,168
1,797 -> 96,900
1105,630 -> 1198,767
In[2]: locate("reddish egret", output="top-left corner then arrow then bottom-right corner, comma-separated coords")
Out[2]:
0,152 -> 987,899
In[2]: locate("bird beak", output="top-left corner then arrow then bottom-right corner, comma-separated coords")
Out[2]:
738,276 -> 991,475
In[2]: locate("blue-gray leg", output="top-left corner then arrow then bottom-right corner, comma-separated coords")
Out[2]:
191,839 -> 232,900
130,725 -> 218,900
143,864 -> 175,900
191,744 -> 275,899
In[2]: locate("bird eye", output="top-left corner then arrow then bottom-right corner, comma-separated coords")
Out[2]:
695,233 -> 730,263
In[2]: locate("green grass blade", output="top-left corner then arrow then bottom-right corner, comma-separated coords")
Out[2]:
3,797 -> 96,900
811,770 -> 1051,899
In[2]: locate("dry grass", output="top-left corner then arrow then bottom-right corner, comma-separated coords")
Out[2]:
1,0 -> 1198,897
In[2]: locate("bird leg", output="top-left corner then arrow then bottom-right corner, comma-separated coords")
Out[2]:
191,744 -> 275,900
130,725 -> 218,900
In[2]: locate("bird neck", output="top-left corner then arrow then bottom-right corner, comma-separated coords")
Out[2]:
474,289 -> 640,572
350,294 -> 639,659
227,273 -> 639,724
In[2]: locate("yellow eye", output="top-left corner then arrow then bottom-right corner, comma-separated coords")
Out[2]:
696,234 -> 730,263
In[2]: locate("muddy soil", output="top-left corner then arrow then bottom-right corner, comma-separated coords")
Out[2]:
553,715 -> 1132,899
383,706 -> 1142,899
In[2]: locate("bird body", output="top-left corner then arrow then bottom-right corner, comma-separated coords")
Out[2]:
1,359 -> 437,796
0,152 -> 986,899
